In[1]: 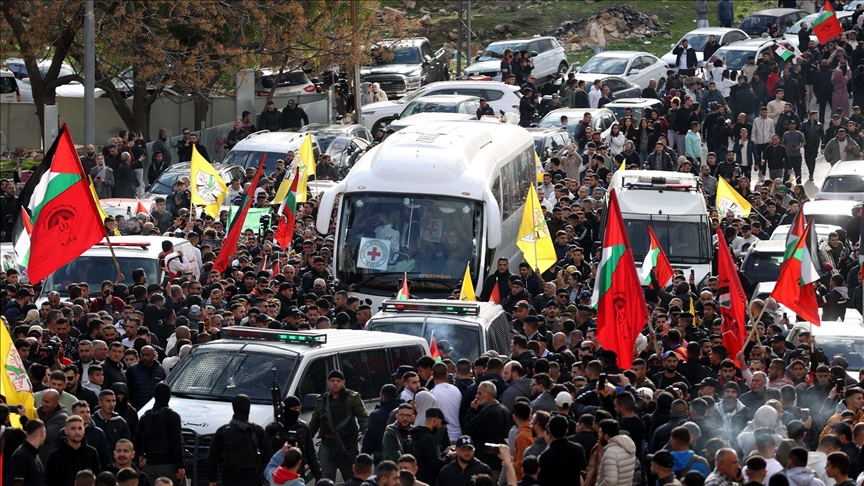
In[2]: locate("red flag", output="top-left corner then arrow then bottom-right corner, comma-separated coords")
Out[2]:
396,273 -> 410,300
592,190 -> 649,370
136,200 -> 148,216
813,1 -> 843,45
773,219 -> 821,325
213,156 -> 266,273
271,259 -> 280,278
275,166 -> 299,250
489,282 -> 501,304
716,229 -> 749,366
259,254 -> 268,273
27,125 -> 107,283
430,333 -> 441,362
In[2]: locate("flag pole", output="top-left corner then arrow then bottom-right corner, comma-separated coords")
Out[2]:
102,232 -> 122,277
744,299 -> 770,351
646,318 -> 662,357
531,191 -> 539,272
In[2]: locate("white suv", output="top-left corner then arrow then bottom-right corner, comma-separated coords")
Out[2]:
360,80 -> 521,132
0,69 -> 19,103
464,37 -> 568,81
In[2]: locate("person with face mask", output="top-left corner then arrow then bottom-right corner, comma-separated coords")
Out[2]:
265,395 -> 321,482
208,394 -> 273,486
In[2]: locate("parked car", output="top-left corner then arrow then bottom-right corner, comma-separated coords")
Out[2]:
708,38 -> 801,71
325,136 -> 372,177
463,37 -> 568,81
527,127 -> 573,162
361,38 -> 448,99
144,162 -> 245,201
254,69 -> 316,97
100,198 -> 156,218
397,94 -> 481,121
299,124 -> 372,152
817,161 -> 864,202
803,199 -> 861,228
570,74 -> 641,100
0,69 -> 19,103
784,11 -> 856,47
739,8 -> 807,37
661,27 -> 750,69
845,0 -> 864,10
603,98 -> 664,122
221,131 -> 322,174
360,80 -> 521,133
538,108 -> 616,138
769,223 -> 843,242
4,58 -> 105,102
577,51 -> 667,90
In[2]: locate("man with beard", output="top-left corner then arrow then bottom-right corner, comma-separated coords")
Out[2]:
651,352 -> 690,390
110,439 -> 150,486
435,436 -> 492,486
715,382 -> 748,440
408,407 -> 454,485
264,395 -> 320,481
45,415 -> 101,485
740,371 -> 769,419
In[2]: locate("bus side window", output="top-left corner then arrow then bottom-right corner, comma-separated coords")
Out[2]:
389,345 -> 424,371
297,356 -> 332,399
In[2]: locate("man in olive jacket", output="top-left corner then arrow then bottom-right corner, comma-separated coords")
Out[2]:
309,370 -> 369,481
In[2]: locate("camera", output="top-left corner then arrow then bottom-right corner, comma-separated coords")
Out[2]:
836,378 -> 845,392
259,214 -> 272,228
39,337 -> 62,357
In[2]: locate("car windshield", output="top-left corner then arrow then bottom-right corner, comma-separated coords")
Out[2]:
678,34 -> 712,52
821,175 -> 864,194
741,15 -> 777,31
712,48 -> 756,70
401,101 -> 459,117
167,346 -> 297,403
149,170 -> 187,195
621,215 -> 712,264
477,43 -> 527,62
312,132 -> 343,152
367,319 -> 482,362
743,251 -> 784,283
538,115 -> 576,136
374,47 -> 422,65
770,225 -> 836,242
222,150 -> 285,174
810,211 -> 855,227
812,336 -> 864,372
43,256 -> 160,296
580,57 -> 629,75
533,139 -> 544,156
336,193 -> 483,296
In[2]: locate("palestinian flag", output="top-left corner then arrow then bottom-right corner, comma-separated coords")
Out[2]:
641,225 -> 674,287
275,166 -> 300,250
430,333 -> 442,362
716,229 -> 749,366
488,282 -> 501,305
21,125 -> 107,283
213,155 -> 266,273
813,1 -> 843,44
13,207 -> 32,269
773,218 -> 821,325
590,189 -> 648,370
775,44 -> 794,61
397,273 -> 409,300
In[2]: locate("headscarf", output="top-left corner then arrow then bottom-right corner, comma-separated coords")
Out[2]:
736,405 -> 784,456
413,390 -> 440,424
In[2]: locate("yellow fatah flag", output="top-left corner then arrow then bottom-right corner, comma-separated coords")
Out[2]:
1,320 -> 36,423
689,296 -> 695,315
295,134 -> 315,203
535,152 -> 543,183
517,185 -> 557,273
619,159 -> 626,171
460,263 -> 476,301
89,177 -> 120,236
716,177 -> 752,218
190,145 -> 228,218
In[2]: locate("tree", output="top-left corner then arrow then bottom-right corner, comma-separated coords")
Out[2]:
0,1 -> 85,137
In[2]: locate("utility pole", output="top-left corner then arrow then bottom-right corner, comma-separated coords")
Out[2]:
350,0 -> 362,126
456,0 -> 462,77
84,0 -> 95,147
466,0 -> 471,64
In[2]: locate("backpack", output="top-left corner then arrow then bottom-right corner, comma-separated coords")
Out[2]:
674,453 -> 699,480
140,408 -> 171,457
221,421 -> 260,473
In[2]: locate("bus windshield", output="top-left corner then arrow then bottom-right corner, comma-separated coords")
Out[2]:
336,193 -> 483,295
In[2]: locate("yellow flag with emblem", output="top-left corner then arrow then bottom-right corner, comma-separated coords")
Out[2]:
190,145 -> 228,217
517,185 -> 557,273
460,263 -> 476,301
1,319 -> 36,423
294,134 -> 315,203
716,176 -> 751,218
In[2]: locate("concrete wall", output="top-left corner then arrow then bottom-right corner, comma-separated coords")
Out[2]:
0,92 -> 328,152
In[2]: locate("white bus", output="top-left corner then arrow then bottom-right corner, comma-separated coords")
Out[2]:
316,121 -> 536,308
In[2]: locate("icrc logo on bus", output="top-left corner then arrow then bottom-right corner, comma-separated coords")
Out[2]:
357,237 -> 389,270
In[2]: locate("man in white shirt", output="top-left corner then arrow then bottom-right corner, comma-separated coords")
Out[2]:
588,80 -> 602,109
743,433 -> 784,484
766,89 -> 786,123
373,210 -> 401,264
752,107 -> 775,160
539,174 -> 555,200
429,363 -> 463,442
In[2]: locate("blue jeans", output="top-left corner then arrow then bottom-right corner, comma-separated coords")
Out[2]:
593,46 -> 603,55
697,19 -> 709,28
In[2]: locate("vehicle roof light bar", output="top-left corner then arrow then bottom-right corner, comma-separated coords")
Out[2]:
225,328 -> 327,345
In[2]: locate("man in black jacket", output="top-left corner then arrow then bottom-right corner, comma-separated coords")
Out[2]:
208,394 -> 273,486
265,395 -> 321,480
134,383 -> 184,485
92,389 -> 132,452
410,408 -> 454,485
281,100 -> 309,130
801,110 -> 824,181
360,384 -> 403,465
673,39 -> 698,77
479,258 -> 512,302
101,342 -> 127,391
7,419 -> 46,486
462,382 -> 512,473
538,415 -> 587,486
45,415 -> 102,486
435,436 -> 492,486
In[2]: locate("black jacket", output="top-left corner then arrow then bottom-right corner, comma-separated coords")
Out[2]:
762,144 -> 789,170
673,46 -> 698,71
479,270 -> 511,302
801,120 -> 824,151
101,357 -> 127,391
360,398 -> 404,460
7,441 -> 44,486
410,425 -> 451,485
280,106 -> 309,129
265,418 -> 321,480
435,458 -> 492,486
258,108 -> 282,133
114,163 -> 137,198
55,423 -> 113,471
462,401 -> 512,470
45,437 -> 101,486
208,417 -> 273,483
134,404 -> 184,467
537,438 -> 586,486
91,409 -> 132,451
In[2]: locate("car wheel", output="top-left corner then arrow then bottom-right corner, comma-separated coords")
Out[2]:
558,61 -> 568,74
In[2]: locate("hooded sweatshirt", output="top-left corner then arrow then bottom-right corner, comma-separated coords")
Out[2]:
737,405 -> 784,457
787,466 -> 827,486
111,382 -> 139,436
807,451 -> 834,486
670,450 -> 710,478
265,450 -> 305,486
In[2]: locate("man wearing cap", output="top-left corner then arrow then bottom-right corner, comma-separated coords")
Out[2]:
652,352 -> 690,390
503,279 -> 532,315
407,407 -> 454,485
715,382 -> 748,439
650,450 -> 682,486
280,99 -> 309,131
824,127 -> 861,165
436,436 -> 491,486
309,369 -> 369,481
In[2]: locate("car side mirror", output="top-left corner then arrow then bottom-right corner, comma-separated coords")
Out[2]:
21,77 -> 30,84
670,43 -> 675,49
629,69 -> 641,76
301,393 -> 319,412
475,55 -> 480,62
530,51 -> 539,57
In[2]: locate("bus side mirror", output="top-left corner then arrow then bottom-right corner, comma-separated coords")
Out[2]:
316,180 -> 347,234
484,188 -> 501,249
301,394 -> 319,412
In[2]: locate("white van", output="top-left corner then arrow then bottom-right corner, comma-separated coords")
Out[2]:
40,236 -> 199,297
0,69 -> 19,103
139,328 -> 429,482
605,170 -> 713,287
366,299 -> 513,362
221,131 -> 322,173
